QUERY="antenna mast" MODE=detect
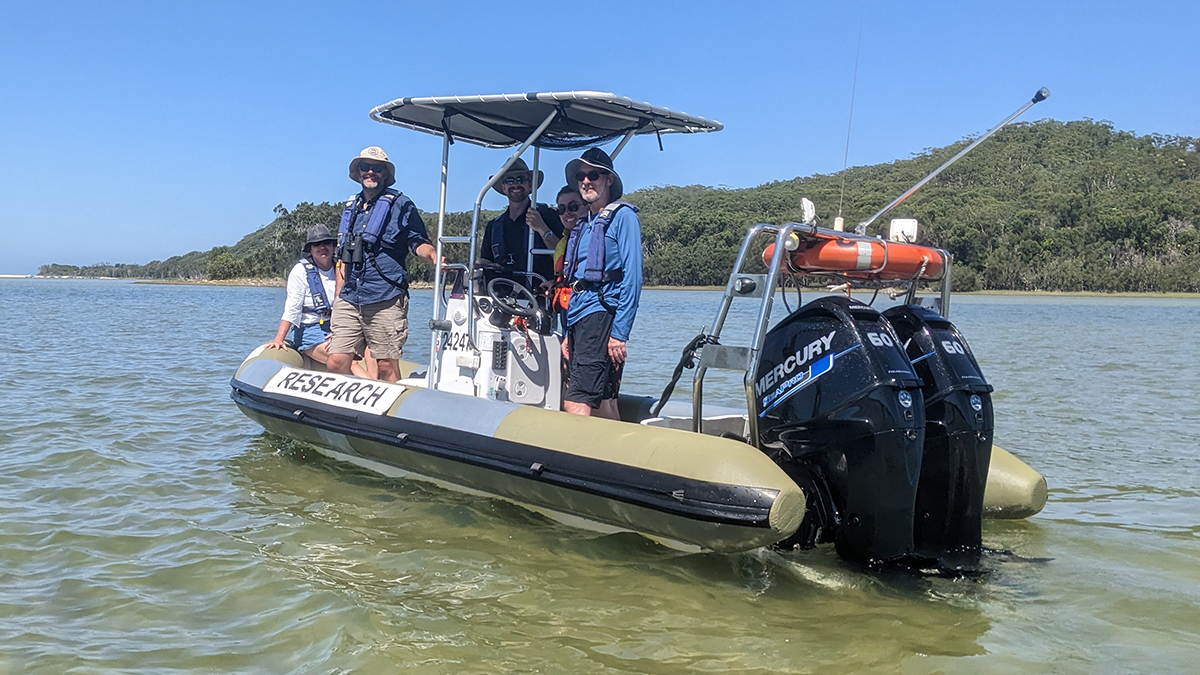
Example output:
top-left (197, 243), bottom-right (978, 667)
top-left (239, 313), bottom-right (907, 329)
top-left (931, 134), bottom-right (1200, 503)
top-left (855, 87), bottom-right (1052, 235)
top-left (836, 6), bottom-right (867, 232)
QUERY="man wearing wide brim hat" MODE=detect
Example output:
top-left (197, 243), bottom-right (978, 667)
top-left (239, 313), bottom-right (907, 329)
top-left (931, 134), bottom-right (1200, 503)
top-left (348, 146), bottom-right (396, 188)
top-left (326, 146), bottom-right (438, 383)
top-left (489, 157), bottom-right (543, 195)
top-left (565, 147), bottom-right (625, 201)
top-left (559, 147), bottom-right (642, 420)
top-left (479, 158), bottom-right (564, 286)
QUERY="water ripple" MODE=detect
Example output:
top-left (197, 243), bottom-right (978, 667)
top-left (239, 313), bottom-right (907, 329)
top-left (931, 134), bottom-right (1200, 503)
top-left (2, 281), bottom-right (1199, 673)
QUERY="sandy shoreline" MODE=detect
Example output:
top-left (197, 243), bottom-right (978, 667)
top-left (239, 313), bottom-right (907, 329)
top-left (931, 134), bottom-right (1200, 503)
top-left (133, 277), bottom-right (286, 287)
top-left (132, 277), bottom-right (436, 289)
top-left (22, 277), bottom-right (1200, 298)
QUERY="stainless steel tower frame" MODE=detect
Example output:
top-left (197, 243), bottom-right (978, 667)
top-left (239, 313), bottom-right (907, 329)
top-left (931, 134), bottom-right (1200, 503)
top-left (367, 91), bottom-right (722, 387)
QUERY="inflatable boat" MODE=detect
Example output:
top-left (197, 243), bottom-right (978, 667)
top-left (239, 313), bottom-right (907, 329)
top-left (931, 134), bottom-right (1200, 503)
top-left (232, 90), bottom-right (1050, 569)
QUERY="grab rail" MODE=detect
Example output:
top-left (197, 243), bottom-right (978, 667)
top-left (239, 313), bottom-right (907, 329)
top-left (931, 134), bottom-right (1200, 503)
top-left (692, 222), bottom-right (815, 445)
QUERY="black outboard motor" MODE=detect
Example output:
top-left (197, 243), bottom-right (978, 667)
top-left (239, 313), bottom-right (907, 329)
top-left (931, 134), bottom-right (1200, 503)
top-left (756, 297), bottom-right (925, 566)
top-left (882, 305), bottom-right (994, 568)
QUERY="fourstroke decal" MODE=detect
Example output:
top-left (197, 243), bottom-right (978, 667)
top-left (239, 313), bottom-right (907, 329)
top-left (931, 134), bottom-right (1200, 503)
top-left (754, 330), bottom-right (837, 399)
top-left (758, 345), bottom-right (860, 417)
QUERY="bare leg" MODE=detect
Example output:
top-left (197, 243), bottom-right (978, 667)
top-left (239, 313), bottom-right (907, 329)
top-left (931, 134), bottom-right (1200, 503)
top-left (564, 400), bottom-right (593, 416)
top-left (596, 399), bottom-right (621, 421)
top-left (305, 342), bottom-right (331, 366)
top-left (376, 358), bottom-right (401, 383)
top-left (326, 352), bottom-right (353, 374)
top-left (360, 347), bottom-right (379, 379)
top-left (306, 343), bottom-right (375, 378)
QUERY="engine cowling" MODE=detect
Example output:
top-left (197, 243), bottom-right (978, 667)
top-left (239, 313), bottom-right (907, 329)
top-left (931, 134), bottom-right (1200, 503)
top-left (755, 296), bottom-right (925, 565)
top-left (883, 305), bottom-right (994, 568)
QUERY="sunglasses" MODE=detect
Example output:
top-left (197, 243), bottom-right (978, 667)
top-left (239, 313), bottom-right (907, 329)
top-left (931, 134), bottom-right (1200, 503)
top-left (359, 162), bottom-right (386, 174)
top-left (310, 240), bottom-right (335, 248)
top-left (556, 201), bottom-right (581, 215)
top-left (502, 175), bottom-right (529, 185)
top-left (575, 170), bottom-right (609, 183)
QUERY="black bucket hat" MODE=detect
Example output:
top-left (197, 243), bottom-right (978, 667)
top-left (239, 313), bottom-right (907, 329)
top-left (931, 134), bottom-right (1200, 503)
top-left (303, 224), bottom-right (336, 252)
top-left (566, 147), bottom-right (623, 200)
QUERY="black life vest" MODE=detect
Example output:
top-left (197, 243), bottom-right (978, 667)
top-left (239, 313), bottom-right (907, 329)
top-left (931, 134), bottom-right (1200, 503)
top-left (487, 202), bottom-right (557, 268)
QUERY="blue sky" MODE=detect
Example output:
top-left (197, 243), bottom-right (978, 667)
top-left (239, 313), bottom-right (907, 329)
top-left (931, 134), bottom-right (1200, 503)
top-left (1, 1), bottom-right (1197, 275)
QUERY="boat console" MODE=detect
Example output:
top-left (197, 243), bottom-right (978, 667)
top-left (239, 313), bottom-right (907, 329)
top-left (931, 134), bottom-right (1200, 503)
top-left (429, 270), bottom-right (562, 410)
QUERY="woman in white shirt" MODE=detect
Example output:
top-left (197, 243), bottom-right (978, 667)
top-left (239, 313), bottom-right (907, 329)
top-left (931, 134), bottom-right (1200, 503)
top-left (266, 224), bottom-right (373, 377)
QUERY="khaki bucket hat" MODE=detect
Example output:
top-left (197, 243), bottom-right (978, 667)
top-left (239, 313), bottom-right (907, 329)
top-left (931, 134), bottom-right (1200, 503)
top-left (348, 146), bottom-right (396, 188)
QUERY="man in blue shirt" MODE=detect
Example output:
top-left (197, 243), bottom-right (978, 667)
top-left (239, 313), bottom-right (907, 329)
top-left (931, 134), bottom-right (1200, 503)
top-left (479, 158), bottom-right (563, 288)
top-left (327, 146), bottom-right (438, 383)
top-left (560, 148), bottom-right (643, 419)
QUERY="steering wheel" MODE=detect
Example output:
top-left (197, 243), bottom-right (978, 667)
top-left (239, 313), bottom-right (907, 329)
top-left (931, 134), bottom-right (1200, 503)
top-left (486, 277), bottom-right (539, 318)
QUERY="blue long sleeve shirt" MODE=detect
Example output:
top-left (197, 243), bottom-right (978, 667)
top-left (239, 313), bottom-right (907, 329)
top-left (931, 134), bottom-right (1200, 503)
top-left (565, 205), bottom-right (643, 342)
top-left (339, 191), bottom-right (431, 306)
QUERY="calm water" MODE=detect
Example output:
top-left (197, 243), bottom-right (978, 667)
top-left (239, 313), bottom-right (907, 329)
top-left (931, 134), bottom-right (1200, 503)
top-left (3, 279), bottom-right (1198, 674)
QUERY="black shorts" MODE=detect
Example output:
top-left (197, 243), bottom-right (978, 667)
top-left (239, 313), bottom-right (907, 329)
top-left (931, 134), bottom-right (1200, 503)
top-left (565, 310), bottom-right (623, 408)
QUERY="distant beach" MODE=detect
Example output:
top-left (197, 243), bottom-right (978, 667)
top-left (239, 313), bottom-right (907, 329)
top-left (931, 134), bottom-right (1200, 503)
top-left (15, 275), bottom-right (1198, 298)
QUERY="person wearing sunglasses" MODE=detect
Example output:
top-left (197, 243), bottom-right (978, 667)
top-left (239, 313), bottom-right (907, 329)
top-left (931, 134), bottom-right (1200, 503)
top-left (265, 224), bottom-right (375, 378)
top-left (540, 185), bottom-right (586, 326)
top-left (326, 146), bottom-right (438, 383)
top-left (559, 148), bottom-right (643, 420)
top-left (479, 158), bottom-right (564, 288)
top-left (551, 186), bottom-right (585, 271)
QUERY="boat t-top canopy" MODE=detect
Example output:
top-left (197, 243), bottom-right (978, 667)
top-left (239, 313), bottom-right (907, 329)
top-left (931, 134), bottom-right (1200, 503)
top-left (369, 91), bottom-right (723, 149)
top-left (369, 92), bottom-right (721, 387)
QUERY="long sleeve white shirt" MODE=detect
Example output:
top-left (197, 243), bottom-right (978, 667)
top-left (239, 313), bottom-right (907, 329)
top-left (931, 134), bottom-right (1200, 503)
top-left (281, 261), bottom-right (336, 327)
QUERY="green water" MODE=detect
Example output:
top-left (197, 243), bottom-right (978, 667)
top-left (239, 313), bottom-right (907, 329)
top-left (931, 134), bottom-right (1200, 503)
top-left (3, 279), bottom-right (1198, 673)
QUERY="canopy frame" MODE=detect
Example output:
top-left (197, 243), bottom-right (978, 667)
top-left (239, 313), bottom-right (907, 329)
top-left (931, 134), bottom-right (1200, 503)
top-left (368, 92), bottom-right (722, 393)
top-left (370, 91), bottom-right (722, 149)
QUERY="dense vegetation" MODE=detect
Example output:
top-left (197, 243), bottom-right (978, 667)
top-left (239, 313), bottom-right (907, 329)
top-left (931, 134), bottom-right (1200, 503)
top-left (42, 120), bottom-right (1200, 292)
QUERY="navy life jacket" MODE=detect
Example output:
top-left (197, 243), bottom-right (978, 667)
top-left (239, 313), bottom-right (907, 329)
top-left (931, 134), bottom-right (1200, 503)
top-left (300, 258), bottom-right (331, 325)
top-left (336, 188), bottom-right (414, 291)
top-left (488, 202), bottom-right (555, 268)
top-left (336, 188), bottom-right (405, 254)
top-left (563, 201), bottom-right (638, 283)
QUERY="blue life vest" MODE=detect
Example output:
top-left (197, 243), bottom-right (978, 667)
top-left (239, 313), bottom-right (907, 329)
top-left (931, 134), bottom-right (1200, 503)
top-left (337, 188), bottom-right (404, 253)
top-left (337, 188), bottom-right (414, 292)
top-left (300, 258), bottom-right (331, 325)
top-left (564, 201), bottom-right (638, 283)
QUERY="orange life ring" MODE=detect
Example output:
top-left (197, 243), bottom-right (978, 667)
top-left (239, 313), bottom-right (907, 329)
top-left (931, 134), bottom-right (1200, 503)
top-left (763, 234), bottom-right (947, 282)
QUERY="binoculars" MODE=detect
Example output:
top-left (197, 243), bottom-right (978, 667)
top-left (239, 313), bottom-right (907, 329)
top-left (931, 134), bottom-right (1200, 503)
top-left (340, 234), bottom-right (365, 264)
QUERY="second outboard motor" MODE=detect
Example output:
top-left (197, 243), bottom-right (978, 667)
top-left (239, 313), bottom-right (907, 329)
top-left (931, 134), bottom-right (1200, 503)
top-left (755, 297), bottom-right (925, 566)
top-left (883, 305), bottom-right (994, 568)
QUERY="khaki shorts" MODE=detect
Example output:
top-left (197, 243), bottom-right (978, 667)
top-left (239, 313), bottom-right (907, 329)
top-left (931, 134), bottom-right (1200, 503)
top-left (329, 295), bottom-right (409, 361)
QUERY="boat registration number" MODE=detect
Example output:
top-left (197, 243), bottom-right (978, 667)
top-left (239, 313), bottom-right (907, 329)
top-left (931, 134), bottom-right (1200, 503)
top-left (263, 366), bottom-right (405, 415)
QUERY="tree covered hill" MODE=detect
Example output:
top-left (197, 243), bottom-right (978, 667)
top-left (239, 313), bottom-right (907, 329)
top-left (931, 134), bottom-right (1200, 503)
top-left (41, 119), bottom-right (1200, 292)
